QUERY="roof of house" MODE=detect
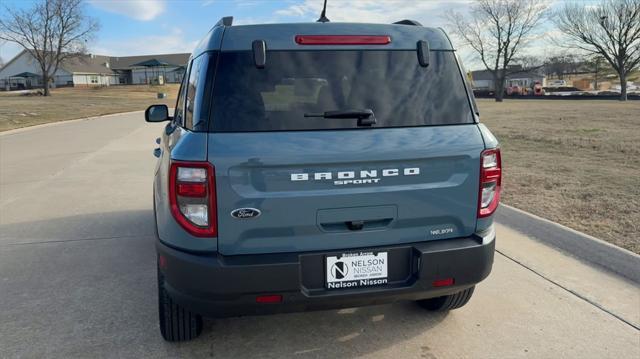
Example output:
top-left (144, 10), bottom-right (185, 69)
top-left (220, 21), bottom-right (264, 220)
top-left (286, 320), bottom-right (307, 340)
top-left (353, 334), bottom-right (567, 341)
top-left (11, 71), bottom-right (40, 78)
top-left (60, 54), bottom-right (114, 74)
top-left (130, 58), bottom-right (178, 67)
top-left (108, 53), bottom-right (190, 69)
top-left (507, 70), bottom-right (545, 79)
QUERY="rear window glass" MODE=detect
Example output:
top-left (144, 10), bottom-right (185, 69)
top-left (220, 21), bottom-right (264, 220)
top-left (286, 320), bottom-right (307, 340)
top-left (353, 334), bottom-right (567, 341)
top-left (210, 50), bottom-right (473, 132)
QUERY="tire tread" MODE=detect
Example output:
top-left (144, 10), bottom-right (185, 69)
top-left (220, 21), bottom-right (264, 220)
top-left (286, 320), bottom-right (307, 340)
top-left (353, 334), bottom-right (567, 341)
top-left (417, 286), bottom-right (475, 311)
top-left (158, 269), bottom-right (203, 342)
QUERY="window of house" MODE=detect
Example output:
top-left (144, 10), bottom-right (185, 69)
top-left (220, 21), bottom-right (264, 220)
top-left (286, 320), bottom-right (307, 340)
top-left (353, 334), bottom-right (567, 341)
top-left (90, 75), bottom-right (98, 84)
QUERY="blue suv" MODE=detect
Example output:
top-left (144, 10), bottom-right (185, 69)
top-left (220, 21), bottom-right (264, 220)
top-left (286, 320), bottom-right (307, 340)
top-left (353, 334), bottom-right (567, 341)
top-left (145, 17), bottom-right (500, 342)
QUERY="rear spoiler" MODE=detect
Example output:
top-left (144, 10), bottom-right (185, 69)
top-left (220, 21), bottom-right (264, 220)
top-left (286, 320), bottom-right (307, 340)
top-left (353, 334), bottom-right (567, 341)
top-left (215, 16), bottom-right (233, 27)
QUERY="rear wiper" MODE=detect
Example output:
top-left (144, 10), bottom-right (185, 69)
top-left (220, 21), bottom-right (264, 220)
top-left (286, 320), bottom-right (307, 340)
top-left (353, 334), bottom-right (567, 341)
top-left (304, 109), bottom-right (376, 127)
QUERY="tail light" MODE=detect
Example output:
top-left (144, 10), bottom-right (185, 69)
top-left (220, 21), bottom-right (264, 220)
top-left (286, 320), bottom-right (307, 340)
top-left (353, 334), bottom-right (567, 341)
top-left (295, 35), bottom-right (391, 45)
top-left (169, 161), bottom-right (217, 236)
top-left (478, 148), bottom-right (501, 218)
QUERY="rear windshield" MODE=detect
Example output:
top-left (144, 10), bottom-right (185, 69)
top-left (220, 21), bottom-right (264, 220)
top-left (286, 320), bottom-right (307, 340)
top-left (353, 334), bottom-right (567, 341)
top-left (210, 50), bottom-right (473, 132)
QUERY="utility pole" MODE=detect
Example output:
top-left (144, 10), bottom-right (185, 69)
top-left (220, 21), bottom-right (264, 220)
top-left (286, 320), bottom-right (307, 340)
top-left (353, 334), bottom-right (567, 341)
top-left (0, 39), bottom-right (6, 67)
top-left (594, 56), bottom-right (600, 90)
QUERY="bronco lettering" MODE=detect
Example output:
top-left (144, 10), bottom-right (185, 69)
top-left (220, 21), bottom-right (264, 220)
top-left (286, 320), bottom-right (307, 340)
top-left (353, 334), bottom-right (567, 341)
top-left (291, 168), bottom-right (420, 185)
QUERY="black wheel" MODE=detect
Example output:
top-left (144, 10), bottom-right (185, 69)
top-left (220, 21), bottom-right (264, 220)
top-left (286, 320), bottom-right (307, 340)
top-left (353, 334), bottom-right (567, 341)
top-left (158, 268), bottom-right (203, 342)
top-left (417, 286), bottom-right (475, 311)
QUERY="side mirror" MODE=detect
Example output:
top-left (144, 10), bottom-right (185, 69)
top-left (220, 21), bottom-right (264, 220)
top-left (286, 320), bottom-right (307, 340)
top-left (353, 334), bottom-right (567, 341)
top-left (145, 104), bottom-right (171, 122)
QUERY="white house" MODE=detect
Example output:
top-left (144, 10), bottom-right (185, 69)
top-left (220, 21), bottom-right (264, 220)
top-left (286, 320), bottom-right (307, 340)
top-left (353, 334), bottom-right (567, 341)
top-left (470, 67), bottom-right (546, 92)
top-left (0, 50), bottom-right (189, 90)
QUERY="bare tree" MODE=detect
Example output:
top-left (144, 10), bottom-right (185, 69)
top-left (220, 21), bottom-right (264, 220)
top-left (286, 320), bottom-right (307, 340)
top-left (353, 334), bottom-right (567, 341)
top-left (554, 0), bottom-right (640, 100)
top-left (0, 0), bottom-right (98, 95)
top-left (543, 53), bottom-right (582, 79)
top-left (513, 55), bottom-right (544, 71)
top-left (584, 55), bottom-right (617, 89)
top-left (446, 0), bottom-right (548, 101)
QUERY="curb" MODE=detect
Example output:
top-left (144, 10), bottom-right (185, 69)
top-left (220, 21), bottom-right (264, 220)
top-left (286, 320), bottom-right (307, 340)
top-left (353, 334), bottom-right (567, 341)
top-left (0, 110), bottom-right (144, 137)
top-left (496, 204), bottom-right (640, 283)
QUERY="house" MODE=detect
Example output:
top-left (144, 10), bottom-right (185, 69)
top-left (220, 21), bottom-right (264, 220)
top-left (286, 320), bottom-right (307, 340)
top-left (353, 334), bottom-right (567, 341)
top-left (470, 69), bottom-right (495, 92)
top-left (504, 70), bottom-right (546, 89)
top-left (108, 53), bottom-right (190, 85)
top-left (470, 67), bottom-right (546, 92)
top-left (0, 50), bottom-right (189, 90)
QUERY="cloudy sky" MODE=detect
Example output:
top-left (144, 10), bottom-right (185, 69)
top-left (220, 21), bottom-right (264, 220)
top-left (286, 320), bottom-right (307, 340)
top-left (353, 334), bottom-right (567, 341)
top-left (0, 0), bottom-right (587, 70)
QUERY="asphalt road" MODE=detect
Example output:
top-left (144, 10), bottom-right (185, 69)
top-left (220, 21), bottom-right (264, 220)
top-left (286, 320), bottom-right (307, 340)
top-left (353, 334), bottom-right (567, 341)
top-left (1, 113), bottom-right (639, 358)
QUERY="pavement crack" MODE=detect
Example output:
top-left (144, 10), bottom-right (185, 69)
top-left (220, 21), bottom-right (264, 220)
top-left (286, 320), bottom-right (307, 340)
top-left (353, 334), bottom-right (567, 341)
top-left (2, 234), bottom-right (155, 247)
top-left (496, 249), bottom-right (640, 331)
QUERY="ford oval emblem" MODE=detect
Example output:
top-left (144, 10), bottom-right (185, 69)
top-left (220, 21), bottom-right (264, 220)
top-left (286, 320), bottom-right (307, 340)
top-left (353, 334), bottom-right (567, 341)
top-left (231, 208), bottom-right (261, 219)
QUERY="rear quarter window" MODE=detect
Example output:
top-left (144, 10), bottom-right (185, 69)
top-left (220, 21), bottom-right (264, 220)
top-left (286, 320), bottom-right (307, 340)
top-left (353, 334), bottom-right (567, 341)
top-left (184, 53), bottom-right (216, 131)
top-left (210, 50), bottom-right (474, 132)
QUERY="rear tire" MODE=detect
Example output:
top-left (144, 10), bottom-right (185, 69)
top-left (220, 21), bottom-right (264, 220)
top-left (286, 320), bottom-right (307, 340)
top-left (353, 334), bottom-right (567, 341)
top-left (417, 286), bottom-right (475, 311)
top-left (158, 268), bottom-right (203, 342)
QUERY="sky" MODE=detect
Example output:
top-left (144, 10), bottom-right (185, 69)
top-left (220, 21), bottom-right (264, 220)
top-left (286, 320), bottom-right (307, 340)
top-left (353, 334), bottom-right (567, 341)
top-left (0, 0), bottom-right (591, 71)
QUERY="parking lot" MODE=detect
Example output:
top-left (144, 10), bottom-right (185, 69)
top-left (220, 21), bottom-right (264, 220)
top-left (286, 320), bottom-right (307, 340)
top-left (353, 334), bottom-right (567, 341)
top-left (1, 113), bottom-right (638, 358)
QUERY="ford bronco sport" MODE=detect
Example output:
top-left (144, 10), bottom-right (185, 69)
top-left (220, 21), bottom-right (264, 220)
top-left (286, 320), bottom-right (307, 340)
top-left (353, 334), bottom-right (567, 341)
top-left (145, 16), bottom-right (500, 342)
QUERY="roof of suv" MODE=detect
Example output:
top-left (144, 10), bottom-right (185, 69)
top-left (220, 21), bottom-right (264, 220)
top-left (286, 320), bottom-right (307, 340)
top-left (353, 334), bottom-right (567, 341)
top-left (192, 19), bottom-right (454, 57)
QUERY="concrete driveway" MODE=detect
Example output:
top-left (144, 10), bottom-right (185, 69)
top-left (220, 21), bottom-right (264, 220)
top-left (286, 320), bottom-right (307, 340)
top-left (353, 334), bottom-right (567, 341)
top-left (1, 113), bottom-right (638, 358)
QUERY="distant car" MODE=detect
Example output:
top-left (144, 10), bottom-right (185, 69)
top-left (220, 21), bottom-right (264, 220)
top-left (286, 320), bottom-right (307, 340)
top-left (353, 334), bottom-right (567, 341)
top-left (145, 16), bottom-right (500, 342)
top-left (548, 79), bottom-right (567, 87)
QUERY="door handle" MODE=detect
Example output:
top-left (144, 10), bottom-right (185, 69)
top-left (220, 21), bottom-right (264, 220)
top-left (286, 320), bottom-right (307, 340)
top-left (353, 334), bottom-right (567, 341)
top-left (319, 218), bottom-right (393, 232)
top-left (346, 220), bottom-right (365, 231)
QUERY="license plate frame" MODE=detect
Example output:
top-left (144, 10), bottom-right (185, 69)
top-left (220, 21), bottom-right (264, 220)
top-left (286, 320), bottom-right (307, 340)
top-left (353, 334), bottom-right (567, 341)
top-left (325, 251), bottom-right (388, 290)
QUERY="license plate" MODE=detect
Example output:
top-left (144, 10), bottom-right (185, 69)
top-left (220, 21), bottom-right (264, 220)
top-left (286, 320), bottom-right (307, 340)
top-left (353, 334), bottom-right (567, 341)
top-left (326, 251), bottom-right (388, 289)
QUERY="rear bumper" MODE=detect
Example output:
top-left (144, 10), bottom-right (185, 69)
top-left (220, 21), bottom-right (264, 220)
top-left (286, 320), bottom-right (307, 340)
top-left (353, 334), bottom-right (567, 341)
top-left (157, 227), bottom-right (495, 318)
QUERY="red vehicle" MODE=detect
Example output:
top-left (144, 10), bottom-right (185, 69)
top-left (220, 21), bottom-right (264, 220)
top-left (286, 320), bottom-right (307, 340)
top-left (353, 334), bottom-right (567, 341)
top-left (533, 81), bottom-right (544, 96)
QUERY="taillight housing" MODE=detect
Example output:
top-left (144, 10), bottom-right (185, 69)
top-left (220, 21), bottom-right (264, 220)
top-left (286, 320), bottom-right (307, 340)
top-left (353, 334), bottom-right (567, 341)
top-left (478, 148), bottom-right (501, 218)
top-left (169, 161), bottom-right (217, 237)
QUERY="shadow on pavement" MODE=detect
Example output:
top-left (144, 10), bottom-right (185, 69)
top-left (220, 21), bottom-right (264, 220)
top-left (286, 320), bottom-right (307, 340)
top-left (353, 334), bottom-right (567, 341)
top-left (0, 210), bottom-right (450, 358)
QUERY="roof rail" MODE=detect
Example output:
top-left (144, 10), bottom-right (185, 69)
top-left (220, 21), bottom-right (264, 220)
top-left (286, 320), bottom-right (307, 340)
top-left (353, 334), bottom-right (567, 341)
top-left (215, 16), bottom-right (233, 27)
top-left (393, 19), bottom-right (422, 26)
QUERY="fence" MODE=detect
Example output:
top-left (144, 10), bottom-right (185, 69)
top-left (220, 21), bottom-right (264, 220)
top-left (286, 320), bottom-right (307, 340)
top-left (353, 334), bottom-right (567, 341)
top-left (0, 74), bottom-right (119, 91)
top-left (0, 72), bottom-right (180, 91)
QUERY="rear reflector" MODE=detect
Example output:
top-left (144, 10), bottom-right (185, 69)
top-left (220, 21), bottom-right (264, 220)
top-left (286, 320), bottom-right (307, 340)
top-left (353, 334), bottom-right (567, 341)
top-left (256, 295), bottom-right (282, 303)
top-left (295, 35), bottom-right (391, 45)
top-left (432, 278), bottom-right (455, 287)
